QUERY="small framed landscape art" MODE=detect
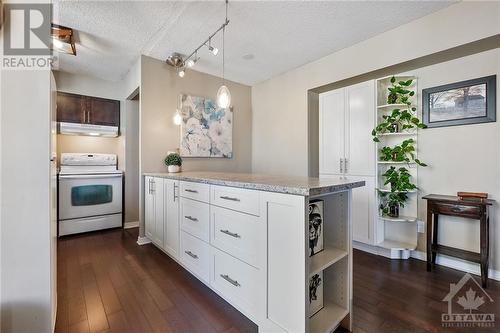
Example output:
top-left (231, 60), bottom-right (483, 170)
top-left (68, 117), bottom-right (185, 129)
top-left (308, 200), bottom-right (324, 257)
top-left (309, 272), bottom-right (324, 317)
top-left (422, 75), bottom-right (496, 128)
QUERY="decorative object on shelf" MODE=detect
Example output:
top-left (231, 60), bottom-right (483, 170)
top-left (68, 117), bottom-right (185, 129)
top-left (164, 152), bottom-right (182, 173)
top-left (387, 76), bottom-right (415, 104)
top-left (372, 108), bottom-right (426, 142)
top-left (379, 139), bottom-right (427, 166)
top-left (379, 192), bottom-right (407, 218)
top-left (378, 167), bottom-right (416, 218)
top-left (309, 200), bottom-right (324, 256)
top-left (309, 272), bottom-right (324, 317)
top-left (457, 191), bottom-right (488, 202)
top-left (51, 23), bottom-right (76, 55)
top-left (422, 75), bottom-right (496, 128)
top-left (179, 94), bottom-right (233, 158)
top-left (165, 1), bottom-right (231, 108)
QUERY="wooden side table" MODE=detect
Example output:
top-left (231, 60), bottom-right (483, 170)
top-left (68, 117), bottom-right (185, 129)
top-left (423, 194), bottom-right (493, 287)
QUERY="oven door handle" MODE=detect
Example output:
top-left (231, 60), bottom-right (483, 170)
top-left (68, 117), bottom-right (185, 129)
top-left (59, 174), bottom-right (122, 179)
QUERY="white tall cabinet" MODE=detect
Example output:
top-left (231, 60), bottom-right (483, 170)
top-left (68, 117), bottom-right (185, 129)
top-left (319, 81), bottom-right (377, 245)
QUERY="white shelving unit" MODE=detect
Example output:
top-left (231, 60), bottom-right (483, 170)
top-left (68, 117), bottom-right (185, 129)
top-left (375, 75), bottom-right (420, 259)
top-left (307, 191), bottom-right (351, 332)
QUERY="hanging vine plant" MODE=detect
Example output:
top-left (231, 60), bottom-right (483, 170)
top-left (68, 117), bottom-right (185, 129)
top-left (379, 139), bottom-right (427, 166)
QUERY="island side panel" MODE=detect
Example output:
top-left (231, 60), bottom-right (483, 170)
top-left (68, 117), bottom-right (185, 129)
top-left (264, 191), bottom-right (308, 332)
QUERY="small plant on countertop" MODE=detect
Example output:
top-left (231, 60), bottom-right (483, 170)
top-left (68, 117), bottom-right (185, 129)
top-left (379, 139), bottom-right (427, 166)
top-left (164, 153), bottom-right (182, 166)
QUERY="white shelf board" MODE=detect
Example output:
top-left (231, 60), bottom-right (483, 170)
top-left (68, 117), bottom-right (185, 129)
top-left (379, 215), bottom-right (417, 223)
top-left (378, 239), bottom-right (417, 251)
top-left (376, 188), bottom-right (417, 194)
top-left (310, 302), bottom-right (349, 333)
top-left (377, 161), bottom-right (416, 165)
top-left (378, 132), bottom-right (417, 137)
top-left (376, 75), bottom-right (416, 82)
top-left (309, 248), bottom-right (348, 277)
top-left (377, 103), bottom-right (408, 109)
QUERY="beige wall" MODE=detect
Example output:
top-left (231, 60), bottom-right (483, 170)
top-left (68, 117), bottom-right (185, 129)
top-left (124, 100), bottom-right (140, 223)
top-left (252, 1), bottom-right (500, 176)
top-left (140, 55), bottom-right (252, 173)
top-left (53, 71), bottom-right (126, 169)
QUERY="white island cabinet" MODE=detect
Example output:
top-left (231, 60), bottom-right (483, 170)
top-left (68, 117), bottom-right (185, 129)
top-left (143, 172), bottom-right (364, 333)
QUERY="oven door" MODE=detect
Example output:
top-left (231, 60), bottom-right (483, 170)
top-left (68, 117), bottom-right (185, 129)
top-left (58, 173), bottom-right (122, 220)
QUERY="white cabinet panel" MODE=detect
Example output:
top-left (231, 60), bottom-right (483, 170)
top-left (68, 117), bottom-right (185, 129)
top-left (180, 181), bottom-right (210, 203)
top-left (145, 176), bottom-right (155, 240)
top-left (346, 81), bottom-right (375, 176)
top-left (152, 177), bottom-right (164, 246)
top-left (211, 185), bottom-right (260, 216)
top-left (163, 179), bottom-right (180, 259)
top-left (180, 198), bottom-right (210, 242)
top-left (319, 89), bottom-right (345, 175)
top-left (180, 231), bottom-right (210, 283)
top-left (349, 176), bottom-right (375, 244)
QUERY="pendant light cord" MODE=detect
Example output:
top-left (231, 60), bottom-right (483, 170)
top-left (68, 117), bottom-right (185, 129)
top-left (222, 0), bottom-right (228, 84)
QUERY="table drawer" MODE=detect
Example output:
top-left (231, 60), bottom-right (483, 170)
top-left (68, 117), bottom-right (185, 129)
top-left (180, 181), bottom-right (210, 203)
top-left (211, 185), bottom-right (260, 216)
top-left (180, 198), bottom-right (209, 242)
top-left (434, 203), bottom-right (481, 217)
top-left (180, 231), bottom-right (210, 283)
top-left (210, 206), bottom-right (263, 268)
top-left (210, 247), bottom-right (260, 316)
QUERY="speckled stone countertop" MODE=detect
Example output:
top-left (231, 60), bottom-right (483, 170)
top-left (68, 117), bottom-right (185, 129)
top-left (143, 171), bottom-right (365, 196)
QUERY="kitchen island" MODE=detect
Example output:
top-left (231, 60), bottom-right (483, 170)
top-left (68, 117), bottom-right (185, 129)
top-left (142, 172), bottom-right (364, 333)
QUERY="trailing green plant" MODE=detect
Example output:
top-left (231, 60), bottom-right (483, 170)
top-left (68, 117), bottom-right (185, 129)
top-left (387, 76), bottom-right (415, 105)
top-left (379, 139), bottom-right (427, 166)
top-left (378, 192), bottom-right (408, 216)
top-left (164, 153), bottom-right (182, 166)
top-left (372, 108), bottom-right (427, 142)
top-left (381, 167), bottom-right (417, 193)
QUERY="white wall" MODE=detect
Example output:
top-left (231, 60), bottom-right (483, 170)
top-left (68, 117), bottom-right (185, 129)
top-left (252, 1), bottom-right (500, 176)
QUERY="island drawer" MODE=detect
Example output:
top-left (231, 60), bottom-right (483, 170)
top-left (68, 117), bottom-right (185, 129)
top-left (180, 231), bottom-right (210, 283)
top-left (180, 181), bottom-right (210, 203)
top-left (210, 205), bottom-right (263, 268)
top-left (210, 247), bottom-right (260, 317)
top-left (211, 185), bottom-right (260, 216)
top-left (180, 198), bottom-right (210, 242)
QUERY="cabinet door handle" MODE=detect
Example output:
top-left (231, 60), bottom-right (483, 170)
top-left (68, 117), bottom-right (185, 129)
top-left (185, 189), bottom-right (198, 193)
top-left (344, 158), bottom-right (348, 174)
top-left (220, 229), bottom-right (241, 238)
top-left (87, 110), bottom-right (91, 123)
top-left (148, 179), bottom-right (152, 194)
top-left (220, 274), bottom-right (241, 287)
top-left (151, 180), bottom-right (155, 194)
top-left (339, 158), bottom-right (343, 173)
top-left (220, 196), bottom-right (240, 202)
top-left (173, 184), bottom-right (177, 202)
top-left (184, 215), bottom-right (198, 222)
top-left (184, 250), bottom-right (198, 259)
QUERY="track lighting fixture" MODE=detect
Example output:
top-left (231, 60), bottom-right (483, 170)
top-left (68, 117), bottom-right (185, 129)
top-left (178, 68), bottom-right (185, 78)
top-left (186, 58), bottom-right (195, 68)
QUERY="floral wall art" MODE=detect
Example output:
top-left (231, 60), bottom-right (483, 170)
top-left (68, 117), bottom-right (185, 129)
top-left (179, 94), bottom-right (233, 158)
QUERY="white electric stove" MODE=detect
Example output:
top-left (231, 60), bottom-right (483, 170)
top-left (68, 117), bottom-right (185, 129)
top-left (58, 153), bottom-right (123, 236)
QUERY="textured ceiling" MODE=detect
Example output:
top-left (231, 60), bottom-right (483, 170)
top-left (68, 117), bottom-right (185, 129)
top-left (53, 1), bottom-right (454, 85)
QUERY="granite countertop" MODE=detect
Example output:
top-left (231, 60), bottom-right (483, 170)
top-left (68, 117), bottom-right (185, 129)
top-left (143, 171), bottom-right (365, 196)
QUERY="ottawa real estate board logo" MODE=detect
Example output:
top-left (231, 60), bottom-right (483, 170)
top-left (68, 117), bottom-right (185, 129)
top-left (1, 2), bottom-right (57, 69)
top-left (442, 273), bottom-right (495, 328)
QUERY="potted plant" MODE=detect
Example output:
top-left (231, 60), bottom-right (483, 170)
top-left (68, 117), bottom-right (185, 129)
top-left (372, 108), bottom-right (427, 142)
top-left (387, 76), bottom-right (415, 105)
top-left (378, 167), bottom-right (417, 218)
top-left (379, 139), bottom-right (427, 166)
top-left (379, 192), bottom-right (408, 218)
top-left (164, 152), bottom-right (182, 173)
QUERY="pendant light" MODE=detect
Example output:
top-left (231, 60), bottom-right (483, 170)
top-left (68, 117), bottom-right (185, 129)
top-left (216, 0), bottom-right (231, 109)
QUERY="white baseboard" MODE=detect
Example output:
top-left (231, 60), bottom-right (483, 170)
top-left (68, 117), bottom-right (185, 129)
top-left (353, 241), bottom-right (410, 259)
top-left (136, 236), bottom-right (151, 245)
top-left (410, 250), bottom-right (500, 282)
top-left (124, 221), bottom-right (139, 229)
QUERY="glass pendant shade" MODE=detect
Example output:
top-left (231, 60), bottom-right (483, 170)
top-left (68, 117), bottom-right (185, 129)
top-left (217, 85), bottom-right (231, 109)
top-left (173, 110), bottom-right (182, 126)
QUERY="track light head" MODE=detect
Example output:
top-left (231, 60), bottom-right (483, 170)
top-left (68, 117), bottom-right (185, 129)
top-left (186, 58), bottom-right (195, 68)
top-left (178, 68), bottom-right (185, 78)
top-left (209, 45), bottom-right (219, 55)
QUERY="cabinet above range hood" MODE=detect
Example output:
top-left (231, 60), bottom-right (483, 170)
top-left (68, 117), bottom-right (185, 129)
top-left (58, 122), bottom-right (119, 137)
top-left (56, 91), bottom-right (120, 137)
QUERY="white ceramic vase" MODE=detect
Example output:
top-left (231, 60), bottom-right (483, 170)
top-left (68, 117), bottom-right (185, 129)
top-left (167, 165), bottom-right (181, 173)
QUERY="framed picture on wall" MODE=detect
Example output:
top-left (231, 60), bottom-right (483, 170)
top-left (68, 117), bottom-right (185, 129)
top-left (422, 75), bottom-right (496, 128)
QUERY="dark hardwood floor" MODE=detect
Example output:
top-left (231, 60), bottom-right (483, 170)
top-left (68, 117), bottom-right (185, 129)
top-left (55, 228), bottom-right (500, 333)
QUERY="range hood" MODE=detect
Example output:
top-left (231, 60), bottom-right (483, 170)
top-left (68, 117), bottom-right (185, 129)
top-left (58, 122), bottom-right (119, 137)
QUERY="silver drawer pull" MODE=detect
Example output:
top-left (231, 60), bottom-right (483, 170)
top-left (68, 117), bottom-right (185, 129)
top-left (185, 250), bottom-right (198, 259)
top-left (220, 229), bottom-right (241, 238)
top-left (220, 196), bottom-right (240, 202)
top-left (220, 274), bottom-right (241, 287)
top-left (184, 215), bottom-right (198, 222)
top-left (185, 189), bottom-right (198, 193)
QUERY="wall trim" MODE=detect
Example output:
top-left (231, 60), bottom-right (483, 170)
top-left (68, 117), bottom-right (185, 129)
top-left (137, 236), bottom-right (151, 245)
top-left (124, 221), bottom-right (139, 229)
top-left (411, 250), bottom-right (500, 282)
top-left (353, 241), bottom-right (411, 260)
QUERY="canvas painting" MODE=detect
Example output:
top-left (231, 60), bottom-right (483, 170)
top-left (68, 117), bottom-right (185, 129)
top-left (309, 200), bottom-right (324, 256)
top-left (179, 94), bottom-right (233, 158)
top-left (309, 272), bottom-right (324, 317)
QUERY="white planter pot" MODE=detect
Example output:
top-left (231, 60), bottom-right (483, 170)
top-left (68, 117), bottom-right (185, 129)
top-left (167, 165), bottom-right (181, 173)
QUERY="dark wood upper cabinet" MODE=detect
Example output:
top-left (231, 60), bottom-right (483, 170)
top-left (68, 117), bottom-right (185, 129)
top-left (57, 92), bottom-right (120, 127)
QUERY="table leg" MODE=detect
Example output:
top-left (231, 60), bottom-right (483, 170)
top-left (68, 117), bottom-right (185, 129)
top-left (426, 210), bottom-right (433, 272)
top-left (432, 213), bottom-right (439, 264)
top-left (480, 213), bottom-right (489, 288)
